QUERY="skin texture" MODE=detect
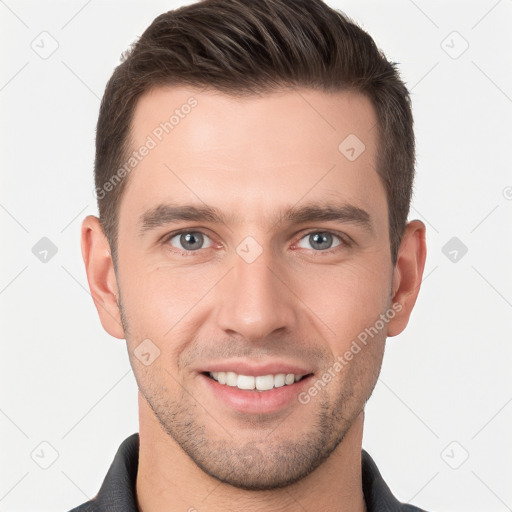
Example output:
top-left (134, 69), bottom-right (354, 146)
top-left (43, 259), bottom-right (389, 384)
top-left (81, 86), bottom-right (426, 512)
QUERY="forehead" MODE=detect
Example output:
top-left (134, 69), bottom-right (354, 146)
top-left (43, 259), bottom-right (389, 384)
top-left (120, 85), bottom-right (385, 229)
top-left (130, 85), bottom-right (378, 159)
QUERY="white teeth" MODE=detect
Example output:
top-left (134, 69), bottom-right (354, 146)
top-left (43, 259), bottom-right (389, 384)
top-left (255, 375), bottom-right (274, 391)
top-left (208, 371), bottom-right (307, 391)
top-left (237, 375), bottom-right (255, 390)
top-left (226, 371), bottom-right (238, 386)
top-left (274, 373), bottom-right (286, 388)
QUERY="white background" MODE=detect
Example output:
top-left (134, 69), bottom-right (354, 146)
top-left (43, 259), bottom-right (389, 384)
top-left (1, 1), bottom-right (511, 511)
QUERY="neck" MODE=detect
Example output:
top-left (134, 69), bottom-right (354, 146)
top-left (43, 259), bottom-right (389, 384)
top-left (136, 393), bottom-right (367, 512)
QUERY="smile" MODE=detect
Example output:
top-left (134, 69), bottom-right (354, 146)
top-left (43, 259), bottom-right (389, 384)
top-left (207, 371), bottom-right (308, 391)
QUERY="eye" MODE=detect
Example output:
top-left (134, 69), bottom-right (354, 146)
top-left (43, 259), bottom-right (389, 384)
top-left (166, 231), bottom-right (213, 252)
top-left (295, 231), bottom-right (346, 252)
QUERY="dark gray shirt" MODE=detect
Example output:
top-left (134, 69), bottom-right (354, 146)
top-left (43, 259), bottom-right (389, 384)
top-left (68, 433), bottom-right (428, 511)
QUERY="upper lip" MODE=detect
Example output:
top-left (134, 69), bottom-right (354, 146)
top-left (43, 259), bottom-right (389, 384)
top-left (200, 360), bottom-right (315, 377)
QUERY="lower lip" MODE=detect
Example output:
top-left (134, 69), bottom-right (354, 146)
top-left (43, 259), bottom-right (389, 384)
top-left (199, 373), bottom-right (314, 415)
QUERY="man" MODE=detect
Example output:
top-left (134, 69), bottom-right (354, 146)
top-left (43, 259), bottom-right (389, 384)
top-left (74, 0), bottom-right (427, 510)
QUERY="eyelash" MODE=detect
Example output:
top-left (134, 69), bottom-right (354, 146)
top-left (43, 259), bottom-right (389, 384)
top-left (161, 229), bottom-right (352, 256)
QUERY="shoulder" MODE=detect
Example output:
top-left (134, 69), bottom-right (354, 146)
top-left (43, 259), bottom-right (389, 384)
top-left (65, 433), bottom-right (140, 512)
top-left (400, 505), bottom-right (430, 512)
top-left (67, 502), bottom-right (98, 512)
top-left (361, 450), bottom-right (431, 512)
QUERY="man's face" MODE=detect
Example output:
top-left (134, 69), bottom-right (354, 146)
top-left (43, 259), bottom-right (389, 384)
top-left (115, 86), bottom-right (393, 489)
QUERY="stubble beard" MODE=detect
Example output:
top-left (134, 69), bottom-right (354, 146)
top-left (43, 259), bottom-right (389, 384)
top-left (140, 377), bottom-right (359, 491)
top-left (118, 294), bottom-right (383, 491)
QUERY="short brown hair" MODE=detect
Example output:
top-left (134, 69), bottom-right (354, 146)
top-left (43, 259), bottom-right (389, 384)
top-left (95, 0), bottom-right (415, 266)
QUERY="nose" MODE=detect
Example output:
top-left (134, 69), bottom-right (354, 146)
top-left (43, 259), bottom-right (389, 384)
top-left (215, 247), bottom-right (297, 342)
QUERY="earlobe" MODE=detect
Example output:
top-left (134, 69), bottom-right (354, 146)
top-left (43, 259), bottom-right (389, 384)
top-left (81, 215), bottom-right (125, 339)
top-left (387, 220), bottom-right (427, 337)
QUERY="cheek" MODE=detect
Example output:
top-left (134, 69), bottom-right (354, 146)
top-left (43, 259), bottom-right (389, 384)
top-left (294, 259), bottom-right (392, 347)
top-left (118, 259), bottom-right (219, 338)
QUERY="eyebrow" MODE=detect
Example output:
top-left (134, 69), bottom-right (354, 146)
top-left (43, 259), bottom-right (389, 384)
top-left (139, 201), bottom-right (373, 236)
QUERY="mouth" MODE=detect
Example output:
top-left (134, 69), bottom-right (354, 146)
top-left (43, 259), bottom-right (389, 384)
top-left (199, 367), bottom-right (315, 415)
top-left (197, 360), bottom-right (316, 414)
top-left (202, 371), bottom-right (312, 392)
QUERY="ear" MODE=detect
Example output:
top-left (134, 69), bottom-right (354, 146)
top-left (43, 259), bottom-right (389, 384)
top-left (387, 220), bottom-right (427, 337)
top-left (81, 215), bottom-right (125, 339)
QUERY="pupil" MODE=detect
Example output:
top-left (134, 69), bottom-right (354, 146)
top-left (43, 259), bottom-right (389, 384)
top-left (182, 232), bottom-right (202, 249)
top-left (311, 232), bottom-right (331, 250)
